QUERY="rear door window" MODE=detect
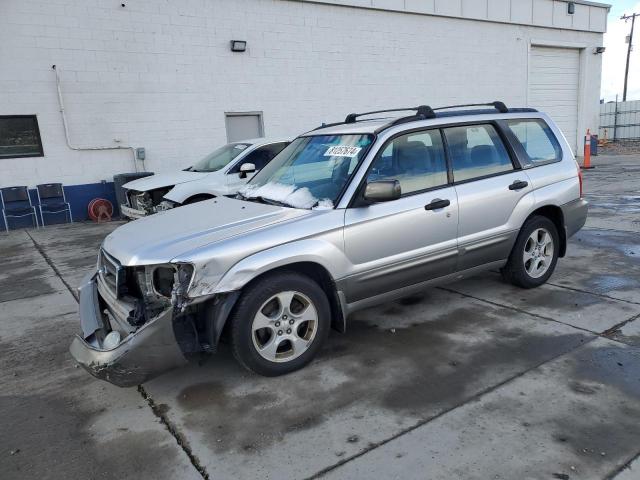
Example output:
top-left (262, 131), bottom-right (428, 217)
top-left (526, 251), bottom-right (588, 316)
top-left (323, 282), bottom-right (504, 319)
top-left (505, 119), bottom-right (562, 164)
top-left (443, 124), bottom-right (514, 182)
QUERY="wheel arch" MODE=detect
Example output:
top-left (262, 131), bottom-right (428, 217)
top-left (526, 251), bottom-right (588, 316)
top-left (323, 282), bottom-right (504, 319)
top-left (525, 204), bottom-right (566, 257)
top-left (184, 193), bottom-right (216, 205)
top-left (208, 261), bottom-right (346, 350)
top-left (243, 262), bottom-right (346, 333)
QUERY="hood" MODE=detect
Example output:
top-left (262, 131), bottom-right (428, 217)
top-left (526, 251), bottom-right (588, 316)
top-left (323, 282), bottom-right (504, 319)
top-left (102, 197), bottom-right (310, 265)
top-left (123, 171), bottom-right (208, 192)
top-left (163, 170), bottom-right (228, 203)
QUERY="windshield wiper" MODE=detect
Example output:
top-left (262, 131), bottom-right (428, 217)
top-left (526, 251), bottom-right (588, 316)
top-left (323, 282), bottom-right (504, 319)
top-left (244, 195), bottom-right (292, 208)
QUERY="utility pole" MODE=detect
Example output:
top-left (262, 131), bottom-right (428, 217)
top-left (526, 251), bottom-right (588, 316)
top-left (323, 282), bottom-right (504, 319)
top-left (621, 12), bottom-right (638, 102)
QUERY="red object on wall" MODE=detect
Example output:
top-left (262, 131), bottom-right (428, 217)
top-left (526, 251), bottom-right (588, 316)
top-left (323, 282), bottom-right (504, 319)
top-left (88, 198), bottom-right (113, 223)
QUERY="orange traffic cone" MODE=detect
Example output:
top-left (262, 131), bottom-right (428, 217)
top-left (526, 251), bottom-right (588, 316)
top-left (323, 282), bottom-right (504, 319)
top-left (582, 129), bottom-right (594, 169)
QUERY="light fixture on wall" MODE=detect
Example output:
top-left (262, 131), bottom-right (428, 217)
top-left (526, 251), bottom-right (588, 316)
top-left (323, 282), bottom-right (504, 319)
top-left (567, 2), bottom-right (575, 14)
top-left (593, 46), bottom-right (606, 54)
top-left (230, 40), bottom-right (247, 52)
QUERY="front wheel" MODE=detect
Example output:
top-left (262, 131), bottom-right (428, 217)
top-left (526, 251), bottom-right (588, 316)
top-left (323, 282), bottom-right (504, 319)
top-left (229, 271), bottom-right (331, 376)
top-left (501, 216), bottom-right (559, 289)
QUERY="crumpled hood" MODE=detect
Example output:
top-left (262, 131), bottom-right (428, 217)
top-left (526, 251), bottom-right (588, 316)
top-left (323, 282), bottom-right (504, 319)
top-left (103, 197), bottom-right (310, 265)
top-left (122, 171), bottom-right (208, 192)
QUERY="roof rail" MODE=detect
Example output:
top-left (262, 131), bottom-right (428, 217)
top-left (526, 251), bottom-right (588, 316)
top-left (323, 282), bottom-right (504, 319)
top-left (311, 101), bottom-right (527, 133)
top-left (433, 101), bottom-right (509, 113)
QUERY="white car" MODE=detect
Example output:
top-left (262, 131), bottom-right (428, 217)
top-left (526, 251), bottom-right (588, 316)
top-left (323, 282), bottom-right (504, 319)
top-left (120, 138), bottom-right (290, 219)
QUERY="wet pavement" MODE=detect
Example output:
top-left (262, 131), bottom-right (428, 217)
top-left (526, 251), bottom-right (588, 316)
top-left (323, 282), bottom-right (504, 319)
top-left (1, 154), bottom-right (639, 479)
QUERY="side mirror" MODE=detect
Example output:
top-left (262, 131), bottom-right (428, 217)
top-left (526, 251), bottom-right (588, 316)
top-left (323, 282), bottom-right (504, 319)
top-left (363, 180), bottom-right (401, 203)
top-left (239, 162), bottom-right (256, 178)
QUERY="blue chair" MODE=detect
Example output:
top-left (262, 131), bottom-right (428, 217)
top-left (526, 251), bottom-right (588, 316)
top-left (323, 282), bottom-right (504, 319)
top-left (0, 186), bottom-right (39, 232)
top-left (36, 183), bottom-right (73, 226)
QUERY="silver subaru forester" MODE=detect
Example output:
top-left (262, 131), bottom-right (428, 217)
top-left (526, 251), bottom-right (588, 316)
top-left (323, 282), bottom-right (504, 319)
top-left (70, 102), bottom-right (588, 386)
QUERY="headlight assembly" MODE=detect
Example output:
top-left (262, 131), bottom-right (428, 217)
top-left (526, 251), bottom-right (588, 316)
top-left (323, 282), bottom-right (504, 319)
top-left (154, 200), bottom-right (178, 213)
top-left (134, 263), bottom-right (194, 304)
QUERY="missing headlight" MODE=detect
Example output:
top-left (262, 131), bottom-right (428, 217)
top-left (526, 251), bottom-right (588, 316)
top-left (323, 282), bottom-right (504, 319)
top-left (154, 200), bottom-right (177, 213)
top-left (153, 267), bottom-right (175, 297)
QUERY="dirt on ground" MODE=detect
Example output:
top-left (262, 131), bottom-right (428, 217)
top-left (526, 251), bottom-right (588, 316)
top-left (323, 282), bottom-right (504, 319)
top-left (598, 140), bottom-right (640, 156)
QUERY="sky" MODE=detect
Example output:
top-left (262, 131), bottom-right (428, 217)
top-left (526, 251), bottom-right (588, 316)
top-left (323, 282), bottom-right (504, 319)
top-left (602, 0), bottom-right (640, 101)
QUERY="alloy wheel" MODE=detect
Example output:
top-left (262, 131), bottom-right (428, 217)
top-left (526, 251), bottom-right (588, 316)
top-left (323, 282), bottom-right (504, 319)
top-left (251, 291), bottom-right (318, 363)
top-left (523, 228), bottom-right (554, 278)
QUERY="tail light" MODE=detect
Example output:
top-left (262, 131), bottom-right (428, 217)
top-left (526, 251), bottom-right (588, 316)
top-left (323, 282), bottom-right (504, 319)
top-left (577, 162), bottom-right (584, 197)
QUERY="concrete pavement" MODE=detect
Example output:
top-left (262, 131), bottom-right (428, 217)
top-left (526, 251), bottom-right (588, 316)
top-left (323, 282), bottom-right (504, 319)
top-left (1, 154), bottom-right (639, 479)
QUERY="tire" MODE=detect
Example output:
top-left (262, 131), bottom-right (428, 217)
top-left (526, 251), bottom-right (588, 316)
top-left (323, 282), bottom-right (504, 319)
top-left (229, 271), bottom-right (331, 376)
top-left (501, 215), bottom-right (560, 289)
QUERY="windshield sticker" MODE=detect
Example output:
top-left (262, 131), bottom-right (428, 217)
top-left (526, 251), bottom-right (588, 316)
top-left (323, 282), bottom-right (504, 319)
top-left (324, 145), bottom-right (362, 158)
top-left (234, 144), bottom-right (249, 150)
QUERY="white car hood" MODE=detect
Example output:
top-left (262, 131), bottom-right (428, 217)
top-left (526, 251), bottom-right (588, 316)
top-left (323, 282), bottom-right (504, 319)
top-left (163, 170), bottom-right (229, 203)
top-left (123, 170), bottom-right (208, 192)
top-left (103, 197), bottom-right (310, 265)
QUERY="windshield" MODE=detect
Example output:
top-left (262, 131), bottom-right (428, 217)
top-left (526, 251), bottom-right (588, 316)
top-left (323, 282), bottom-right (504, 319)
top-left (240, 134), bottom-right (374, 209)
top-left (189, 143), bottom-right (252, 172)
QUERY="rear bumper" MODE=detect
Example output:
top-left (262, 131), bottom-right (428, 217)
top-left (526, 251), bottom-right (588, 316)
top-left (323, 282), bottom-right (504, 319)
top-left (120, 204), bottom-right (148, 219)
top-left (561, 198), bottom-right (588, 239)
top-left (69, 273), bottom-right (188, 387)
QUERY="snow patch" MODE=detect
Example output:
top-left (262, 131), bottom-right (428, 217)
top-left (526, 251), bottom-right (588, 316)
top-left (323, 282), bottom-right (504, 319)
top-left (241, 182), bottom-right (333, 210)
top-left (313, 198), bottom-right (334, 210)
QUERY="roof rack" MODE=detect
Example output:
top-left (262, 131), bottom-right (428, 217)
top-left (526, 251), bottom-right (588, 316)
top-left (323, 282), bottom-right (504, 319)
top-left (312, 101), bottom-right (536, 133)
top-left (344, 105), bottom-right (435, 124)
top-left (310, 105), bottom-right (435, 132)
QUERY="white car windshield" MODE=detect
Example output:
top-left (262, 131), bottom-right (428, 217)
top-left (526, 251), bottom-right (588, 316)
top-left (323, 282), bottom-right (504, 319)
top-left (189, 143), bottom-right (252, 172)
top-left (239, 134), bottom-right (374, 209)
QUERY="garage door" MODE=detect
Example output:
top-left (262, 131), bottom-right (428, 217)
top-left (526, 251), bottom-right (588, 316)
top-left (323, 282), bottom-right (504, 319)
top-left (528, 46), bottom-right (580, 153)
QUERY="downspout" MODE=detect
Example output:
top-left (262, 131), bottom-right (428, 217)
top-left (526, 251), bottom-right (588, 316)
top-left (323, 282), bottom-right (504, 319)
top-left (52, 65), bottom-right (139, 172)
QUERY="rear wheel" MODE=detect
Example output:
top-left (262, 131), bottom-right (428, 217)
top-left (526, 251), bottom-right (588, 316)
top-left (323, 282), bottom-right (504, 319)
top-left (501, 216), bottom-right (559, 289)
top-left (229, 271), bottom-right (331, 376)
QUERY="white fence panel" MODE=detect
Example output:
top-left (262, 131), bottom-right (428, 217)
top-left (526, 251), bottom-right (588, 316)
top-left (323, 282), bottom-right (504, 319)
top-left (599, 100), bottom-right (640, 140)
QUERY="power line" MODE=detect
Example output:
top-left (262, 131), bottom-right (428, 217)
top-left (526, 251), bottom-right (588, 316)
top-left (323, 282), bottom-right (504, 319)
top-left (621, 12), bottom-right (638, 102)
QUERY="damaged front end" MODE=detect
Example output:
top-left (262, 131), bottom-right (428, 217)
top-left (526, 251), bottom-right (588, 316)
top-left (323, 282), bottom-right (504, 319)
top-left (70, 250), bottom-right (213, 387)
top-left (121, 187), bottom-right (174, 219)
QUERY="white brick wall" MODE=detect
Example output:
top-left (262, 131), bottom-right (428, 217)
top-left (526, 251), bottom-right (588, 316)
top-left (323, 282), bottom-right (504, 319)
top-left (0, 0), bottom-right (605, 187)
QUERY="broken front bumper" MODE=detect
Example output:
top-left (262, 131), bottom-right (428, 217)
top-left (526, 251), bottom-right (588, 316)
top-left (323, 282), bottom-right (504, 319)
top-left (69, 273), bottom-right (188, 387)
top-left (120, 204), bottom-right (148, 219)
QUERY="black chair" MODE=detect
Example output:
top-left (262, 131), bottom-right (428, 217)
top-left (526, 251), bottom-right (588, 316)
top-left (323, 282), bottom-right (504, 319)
top-left (36, 183), bottom-right (73, 226)
top-left (0, 186), bottom-right (39, 232)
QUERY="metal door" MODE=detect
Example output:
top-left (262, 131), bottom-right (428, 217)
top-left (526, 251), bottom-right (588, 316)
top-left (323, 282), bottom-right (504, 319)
top-left (225, 112), bottom-right (264, 142)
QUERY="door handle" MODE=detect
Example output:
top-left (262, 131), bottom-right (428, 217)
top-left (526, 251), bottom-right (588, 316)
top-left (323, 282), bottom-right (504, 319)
top-left (425, 198), bottom-right (450, 210)
top-left (509, 180), bottom-right (529, 191)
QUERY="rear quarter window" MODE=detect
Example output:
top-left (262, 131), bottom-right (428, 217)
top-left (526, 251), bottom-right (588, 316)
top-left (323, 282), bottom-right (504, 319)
top-left (505, 119), bottom-right (562, 165)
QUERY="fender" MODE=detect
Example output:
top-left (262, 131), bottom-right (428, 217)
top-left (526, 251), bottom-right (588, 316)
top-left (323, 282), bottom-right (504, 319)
top-left (503, 175), bottom-right (578, 239)
top-left (164, 176), bottom-right (228, 204)
top-left (187, 238), bottom-right (352, 341)
top-left (530, 176), bottom-right (580, 208)
top-left (197, 238), bottom-right (352, 295)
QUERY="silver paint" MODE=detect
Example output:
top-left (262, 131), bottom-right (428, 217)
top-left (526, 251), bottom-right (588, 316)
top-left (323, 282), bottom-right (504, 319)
top-left (75, 110), bottom-right (588, 384)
